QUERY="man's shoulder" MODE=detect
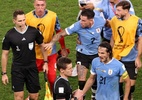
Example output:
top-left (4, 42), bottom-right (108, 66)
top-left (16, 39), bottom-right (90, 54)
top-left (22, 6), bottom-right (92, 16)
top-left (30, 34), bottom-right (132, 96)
top-left (27, 26), bottom-right (39, 33)
top-left (28, 25), bottom-right (37, 30)
top-left (94, 16), bottom-right (106, 25)
top-left (111, 16), bottom-right (117, 20)
top-left (131, 15), bottom-right (140, 19)
top-left (111, 58), bottom-right (124, 66)
top-left (54, 77), bottom-right (69, 87)
top-left (6, 28), bottom-right (15, 35)
top-left (47, 10), bottom-right (57, 15)
top-left (26, 11), bottom-right (33, 16)
top-left (92, 57), bottom-right (100, 63)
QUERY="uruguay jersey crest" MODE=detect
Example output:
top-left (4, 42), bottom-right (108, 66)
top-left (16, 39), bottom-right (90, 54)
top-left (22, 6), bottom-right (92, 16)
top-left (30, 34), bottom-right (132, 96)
top-left (96, 28), bottom-right (101, 33)
top-left (108, 69), bottom-right (113, 75)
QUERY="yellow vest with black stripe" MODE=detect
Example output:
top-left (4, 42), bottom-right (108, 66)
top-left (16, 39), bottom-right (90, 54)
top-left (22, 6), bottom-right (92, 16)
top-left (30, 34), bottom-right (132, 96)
top-left (26, 10), bottom-right (56, 59)
top-left (110, 15), bottom-right (139, 60)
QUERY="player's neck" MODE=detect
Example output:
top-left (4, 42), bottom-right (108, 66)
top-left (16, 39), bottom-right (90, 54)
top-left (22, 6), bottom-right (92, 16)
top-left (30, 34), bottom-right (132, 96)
top-left (16, 25), bottom-right (27, 33)
top-left (60, 73), bottom-right (68, 80)
top-left (89, 20), bottom-right (94, 28)
top-left (35, 11), bottom-right (45, 18)
top-left (123, 13), bottom-right (131, 20)
top-left (103, 57), bottom-right (111, 64)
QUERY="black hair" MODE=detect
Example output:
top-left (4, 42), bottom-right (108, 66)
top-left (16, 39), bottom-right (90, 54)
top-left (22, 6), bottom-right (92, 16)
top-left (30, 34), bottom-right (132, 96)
top-left (56, 57), bottom-right (72, 71)
top-left (99, 42), bottom-right (113, 59)
top-left (81, 9), bottom-right (95, 19)
top-left (116, 1), bottom-right (131, 11)
top-left (13, 10), bottom-right (25, 19)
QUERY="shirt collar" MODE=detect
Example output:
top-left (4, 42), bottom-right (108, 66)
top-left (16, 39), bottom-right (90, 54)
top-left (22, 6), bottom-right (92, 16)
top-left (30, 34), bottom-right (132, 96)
top-left (32, 9), bottom-right (48, 18)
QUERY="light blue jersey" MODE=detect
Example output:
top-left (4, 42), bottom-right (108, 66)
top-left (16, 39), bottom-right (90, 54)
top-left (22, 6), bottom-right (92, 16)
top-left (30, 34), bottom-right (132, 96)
top-left (97, 0), bottom-right (135, 40)
top-left (65, 16), bottom-right (105, 55)
top-left (91, 57), bottom-right (126, 100)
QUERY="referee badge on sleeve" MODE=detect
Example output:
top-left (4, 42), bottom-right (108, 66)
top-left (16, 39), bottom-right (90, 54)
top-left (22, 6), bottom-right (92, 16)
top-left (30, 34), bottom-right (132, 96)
top-left (59, 87), bottom-right (64, 93)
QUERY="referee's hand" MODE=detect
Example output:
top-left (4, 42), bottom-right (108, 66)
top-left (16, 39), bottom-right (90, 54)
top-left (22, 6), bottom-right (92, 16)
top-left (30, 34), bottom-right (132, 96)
top-left (2, 74), bottom-right (9, 85)
top-left (43, 63), bottom-right (48, 74)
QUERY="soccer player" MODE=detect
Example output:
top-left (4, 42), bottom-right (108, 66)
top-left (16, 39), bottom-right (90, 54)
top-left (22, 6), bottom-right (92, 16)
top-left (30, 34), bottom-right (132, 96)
top-left (75, 42), bottom-right (131, 100)
top-left (109, 1), bottom-right (142, 99)
top-left (45, 9), bottom-right (106, 100)
top-left (26, 0), bottom-right (69, 92)
top-left (77, 1), bottom-right (104, 99)
top-left (97, 0), bottom-right (135, 42)
top-left (53, 57), bottom-right (73, 100)
top-left (1, 10), bottom-right (47, 100)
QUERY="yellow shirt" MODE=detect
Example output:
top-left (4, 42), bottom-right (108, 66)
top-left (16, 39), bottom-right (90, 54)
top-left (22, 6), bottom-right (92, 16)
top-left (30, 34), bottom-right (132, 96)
top-left (110, 15), bottom-right (139, 60)
top-left (26, 10), bottom-right (56, 59)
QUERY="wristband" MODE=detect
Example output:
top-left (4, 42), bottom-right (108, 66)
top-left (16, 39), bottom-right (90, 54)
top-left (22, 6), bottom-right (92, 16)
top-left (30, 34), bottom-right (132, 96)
top-left (1, 72), bottom-right (7, 75)
top-left (44, 61), bottom-right (48, 63)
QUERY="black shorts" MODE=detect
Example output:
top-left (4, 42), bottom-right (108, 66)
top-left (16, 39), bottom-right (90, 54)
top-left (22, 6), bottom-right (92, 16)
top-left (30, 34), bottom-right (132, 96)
top-left (76, 52), bottom-right (98, 69)
top-left (121, 61), bottom-right (137, 80)
top-left (11, 62), bottom-right (41, 93)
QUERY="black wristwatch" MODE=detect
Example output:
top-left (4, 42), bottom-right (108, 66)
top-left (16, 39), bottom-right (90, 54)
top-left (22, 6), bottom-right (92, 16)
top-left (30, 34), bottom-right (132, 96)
top-left (1, 72), bottom-right (7, 75)
top-left (44, 61), bottom-right (48, 63)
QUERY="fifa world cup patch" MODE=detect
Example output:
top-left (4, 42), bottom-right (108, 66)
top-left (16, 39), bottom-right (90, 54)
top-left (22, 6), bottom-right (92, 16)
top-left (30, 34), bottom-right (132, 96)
top-left (58, 87), bottom-right (64, 93)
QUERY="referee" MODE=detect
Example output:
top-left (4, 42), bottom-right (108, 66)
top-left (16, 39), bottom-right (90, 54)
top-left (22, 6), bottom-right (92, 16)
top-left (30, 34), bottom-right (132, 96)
top-left (1, 10), bottom-right (48, 100)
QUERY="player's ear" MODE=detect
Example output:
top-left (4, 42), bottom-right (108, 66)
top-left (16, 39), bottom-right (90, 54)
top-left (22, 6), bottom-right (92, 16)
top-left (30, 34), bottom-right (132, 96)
top-left (13, 19), bottom-right (15, 24)
top-left (90, 18), bottom-right (93, 24)
top-left (60, 68), bottom-right (64, 73)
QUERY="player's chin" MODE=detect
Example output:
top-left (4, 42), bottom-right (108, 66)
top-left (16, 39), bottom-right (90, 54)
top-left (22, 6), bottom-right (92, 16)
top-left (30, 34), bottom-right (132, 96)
top-left (81, 24), bottom-right (85, 28)
top-left (100, 59), bottom-right (104, 62)
top-left (115, 15), bottom-right (120, 19)
top-left (68, 73), bottom-right (72, 77)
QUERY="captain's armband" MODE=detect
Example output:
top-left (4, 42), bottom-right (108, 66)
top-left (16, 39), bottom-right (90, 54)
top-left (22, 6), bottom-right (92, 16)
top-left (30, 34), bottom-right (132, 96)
top-left (122, 71), bottom-right (129, 80)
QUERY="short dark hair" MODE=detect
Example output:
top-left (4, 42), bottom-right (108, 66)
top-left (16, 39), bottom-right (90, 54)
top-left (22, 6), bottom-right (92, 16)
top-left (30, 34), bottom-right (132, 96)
top-left (13, 10), bottom-right (25, 19)
top-left (81, 9), bottom-right (95, 19)
top-left (99, 42), bottom-right (113, 59)
top-left (56, 57), bottom-right (72, 71)
top-left (116, 1), bottom-right (131, 11)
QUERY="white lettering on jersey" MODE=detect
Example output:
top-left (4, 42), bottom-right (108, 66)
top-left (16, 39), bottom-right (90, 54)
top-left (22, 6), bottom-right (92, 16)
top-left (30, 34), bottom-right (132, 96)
top-left (28, 42), bottom-right (34, 50)
top-left (59, 87), bottom-right (64, 93)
